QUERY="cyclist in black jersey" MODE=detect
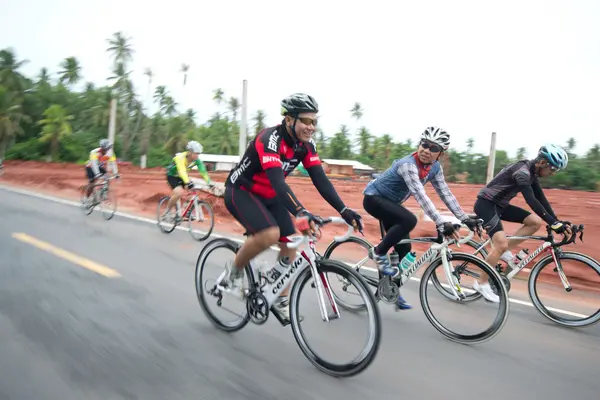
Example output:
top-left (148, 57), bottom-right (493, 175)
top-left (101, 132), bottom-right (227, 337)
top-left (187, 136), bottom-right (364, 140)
top-left (472, 143), bottom-right (572, 302)
top-left (222, 93), bottom-right (363, 322)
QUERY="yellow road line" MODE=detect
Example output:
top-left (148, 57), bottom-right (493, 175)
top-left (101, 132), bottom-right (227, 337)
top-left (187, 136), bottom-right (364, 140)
top-left (11, 233), bottom-right (121, 278)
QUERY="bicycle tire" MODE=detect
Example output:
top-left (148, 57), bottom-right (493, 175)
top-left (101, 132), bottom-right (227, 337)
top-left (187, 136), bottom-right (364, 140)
top-left (289, 258), bottom-right (382, 377)
top-left (80, 185), bottom-right (95, 215)
top-left (321, 235), bottom-right (377, 312)
top-left (188, 200), bottom-right (215, 242)
top-left (156, 196), bottom-right (177, 234)
top-left (419, 252), bottom-right (510, 344)
top-left (528, 251), bottom-right (600, 327)
top-left (100, 186), bottom-right (117, 220)
top-left (430, 239), bottom-right (488, 303)
top-left (194, 238), bottom-right (251, 332)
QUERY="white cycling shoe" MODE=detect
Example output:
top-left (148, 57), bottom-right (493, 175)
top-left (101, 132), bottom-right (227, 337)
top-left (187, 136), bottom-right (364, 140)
top-left (473, 280), bottom-right (500, 303)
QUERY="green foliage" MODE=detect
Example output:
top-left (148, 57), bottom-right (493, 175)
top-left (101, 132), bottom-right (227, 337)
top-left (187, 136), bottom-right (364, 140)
top-left (1, 41), bottom-right (599, 191)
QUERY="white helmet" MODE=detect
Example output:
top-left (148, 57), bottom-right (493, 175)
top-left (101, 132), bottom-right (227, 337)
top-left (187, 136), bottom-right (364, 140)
top-left (420, 126), bottom-right (450, 151)
top-left (186, 140), bottom-right (203, 154)
top-left (99, 139), bottom-right (113, 151)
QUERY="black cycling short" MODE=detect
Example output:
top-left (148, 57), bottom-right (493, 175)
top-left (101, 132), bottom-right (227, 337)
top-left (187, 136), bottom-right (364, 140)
top-left (474, 197), bottom-right (531, 237)
top-left (85, 166), bottom-right (106, 182)
top-left (224, 184), bottom-right (295, 240)
top-left (167, 174), bottom-right (185, 189)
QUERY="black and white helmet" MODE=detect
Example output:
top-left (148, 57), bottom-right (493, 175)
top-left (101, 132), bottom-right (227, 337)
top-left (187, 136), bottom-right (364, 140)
top-left (280, 93), bottom-right (319, 116)
top-left (420, 127), bottom-right (450, 151)
top-left (99, 139), bottom-right (113, 151)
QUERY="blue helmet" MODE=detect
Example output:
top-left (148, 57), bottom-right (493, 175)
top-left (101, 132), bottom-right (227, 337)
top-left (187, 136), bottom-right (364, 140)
top-left (538, 143), bottom-right (568, 170)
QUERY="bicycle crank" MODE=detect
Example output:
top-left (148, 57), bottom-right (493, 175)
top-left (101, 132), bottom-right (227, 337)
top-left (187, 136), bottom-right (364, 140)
top-left (376, 277), bottom-right (399, 304)
top-left (246, 291), bottom-right (269, 325)
top-left (490, 274), bottom-right (511, 296)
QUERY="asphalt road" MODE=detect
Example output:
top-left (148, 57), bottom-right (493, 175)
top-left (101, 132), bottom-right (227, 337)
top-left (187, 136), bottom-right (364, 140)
top-left (1, 186), bottom-right (599, 400)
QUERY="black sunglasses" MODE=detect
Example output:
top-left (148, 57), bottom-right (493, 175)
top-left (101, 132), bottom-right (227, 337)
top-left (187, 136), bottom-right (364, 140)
top-left (420, 140), bottom-right (443, 153)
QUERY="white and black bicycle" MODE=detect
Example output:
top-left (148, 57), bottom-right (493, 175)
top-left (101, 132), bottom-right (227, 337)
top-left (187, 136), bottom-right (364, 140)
top-left (195, 216), bottom-right (382, 377)
top-left (322, 219), bottom-right (510, 344)
top-left (434, 223), bottom-right (600, 328)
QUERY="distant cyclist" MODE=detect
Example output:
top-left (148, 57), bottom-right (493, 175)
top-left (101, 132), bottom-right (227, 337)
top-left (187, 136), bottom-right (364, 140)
top-left (162, 140), bottom-right (213, 221)
top-left (363, 127), bottom-right (481, 310)
top-left (84, 139), bottom-right (120, 201)
top-left (222, 93), bottom-right (363, 323)
top-left (472, 143), bottom-right (572, 302)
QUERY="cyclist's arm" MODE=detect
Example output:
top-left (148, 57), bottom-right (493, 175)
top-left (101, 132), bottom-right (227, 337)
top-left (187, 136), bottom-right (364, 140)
top-left (195, 159), bottom-right (211, 184)
top-left (174, 153), bottom-right (192, 184)
top-left (430, 166), bottom-right (469, 221)
top-left (397, 163), bottom-right (445, 226)
top-left (89, 151), bottom-right (101, 176)
top-left (531, 179), bottom-right (557, 219)
top-left (514, 171), bottom-right (557, 225)
top-left (302, 141), bottom-right (346, 213)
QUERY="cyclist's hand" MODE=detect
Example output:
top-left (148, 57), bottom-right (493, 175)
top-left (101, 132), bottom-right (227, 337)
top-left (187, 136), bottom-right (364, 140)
top-left (296, 210), bottom-right (320, 237)
top-left (550, 221), bottom-right (567, 234)
top-left (462, 217), bottom-right (483, 236)
top-left (438, 222), bottom-right (461, 241)
top-left (341, 207), bottom-right (364, 234)
top-left (186, 181), bottom-right (195, 190)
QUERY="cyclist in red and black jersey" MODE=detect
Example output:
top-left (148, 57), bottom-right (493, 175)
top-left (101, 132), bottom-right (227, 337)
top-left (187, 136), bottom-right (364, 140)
top-left (223, 93), bottom-right (363, 323)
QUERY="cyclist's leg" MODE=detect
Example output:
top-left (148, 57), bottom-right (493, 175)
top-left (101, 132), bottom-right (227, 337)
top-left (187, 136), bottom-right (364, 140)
top-left (85, 167), bottom-right (95, 197)
top-left (391, 233), bottom-right (414, 309)
top-left (472, 198), bottom-right (505, 302)
top-left (363, 194), bottom-right (417, 277)
top-left (502, 205), bottom-right (540, 251)
top-left (224, 184), bottom-right (281, 293)
top-left (165, 175), bottom-right (185, 214)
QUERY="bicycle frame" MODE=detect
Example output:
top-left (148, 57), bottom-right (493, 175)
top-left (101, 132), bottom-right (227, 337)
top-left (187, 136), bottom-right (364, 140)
top-left (214, 217), bottom-right (355, 322)
top-left (469, 225), bottom-right (586, 290)
top-left (175, 189), bottom-right (203, 219)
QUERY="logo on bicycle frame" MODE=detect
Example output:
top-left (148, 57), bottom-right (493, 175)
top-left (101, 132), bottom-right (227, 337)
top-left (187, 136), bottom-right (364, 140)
top-left (270, 255), bottom-right (306, 295)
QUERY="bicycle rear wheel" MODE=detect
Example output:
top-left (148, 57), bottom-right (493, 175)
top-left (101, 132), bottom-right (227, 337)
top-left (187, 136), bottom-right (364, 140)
top-left (156, 196), bottom-right (177, 233)
top-left (289, 259), bottom-right (381, 377)
top-left (420, 252), bottom-right (509, 344)
top-left (80, 185), bottom-right (95, 215)
top-left (194, 238), bottom-right (251, 332)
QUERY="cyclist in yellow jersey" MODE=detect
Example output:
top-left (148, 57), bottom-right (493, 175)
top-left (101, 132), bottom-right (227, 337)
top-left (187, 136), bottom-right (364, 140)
top-left (162, 140), bottom-right (213, 219)
top-left (84, 139), bottom-right (120, 199)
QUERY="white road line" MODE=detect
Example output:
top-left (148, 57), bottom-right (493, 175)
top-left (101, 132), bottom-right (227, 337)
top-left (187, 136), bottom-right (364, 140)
top-left (0, 184), bottom-right (592, 319)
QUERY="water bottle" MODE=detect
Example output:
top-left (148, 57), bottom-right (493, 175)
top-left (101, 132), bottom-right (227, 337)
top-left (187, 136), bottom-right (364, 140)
top-left (514, 249), bottom-right (529, 264)
top-left (399, 252), bottom-right (417, 271)
top-left (259, 256), bottom-right (291, 285)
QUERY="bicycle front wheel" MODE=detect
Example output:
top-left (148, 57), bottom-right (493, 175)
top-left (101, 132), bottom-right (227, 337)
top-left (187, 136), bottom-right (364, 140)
top-left (100, 186), bottom-right (117, 220)
top-left (188, 200), bottom-right (215, 241)
top-left (420, 252), bottom-right (509, 344)
top-left (529, 251), bottom-right (600, 327)
top-left (289, 259), bottom-right (381, 377)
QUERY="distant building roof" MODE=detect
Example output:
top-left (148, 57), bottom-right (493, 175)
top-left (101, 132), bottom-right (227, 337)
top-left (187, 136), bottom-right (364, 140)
top-left (199, 154), bottom-right (240, 163)
top-left (323, 159), bottom-right (374, 171)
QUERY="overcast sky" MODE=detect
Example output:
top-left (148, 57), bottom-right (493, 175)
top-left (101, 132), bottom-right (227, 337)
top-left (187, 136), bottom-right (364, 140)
top-left (1, 0), bottom-right (599, 158)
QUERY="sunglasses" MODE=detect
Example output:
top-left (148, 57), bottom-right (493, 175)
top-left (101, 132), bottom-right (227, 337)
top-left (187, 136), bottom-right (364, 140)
top-left (420, 140), bottom-right (443, 153)
top-left (297, 117), bottom-right (318, 127)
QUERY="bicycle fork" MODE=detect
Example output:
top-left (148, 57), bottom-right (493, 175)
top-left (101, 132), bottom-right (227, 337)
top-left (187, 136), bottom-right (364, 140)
top-left (551, 249), bottom-right (572, 292)
top-left (440, 249), bottom-right (467, 301)
top-left (308, 259), bottom-right (341, 322)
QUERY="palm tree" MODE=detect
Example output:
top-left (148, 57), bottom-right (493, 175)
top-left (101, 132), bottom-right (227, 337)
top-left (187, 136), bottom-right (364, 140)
top-left (37, 67), bottom-right (51, 86)
top-left (180, 63), bottom-right (190, 86)
top-left (228, 97), bottom-right (240, 121)
top-left (0, 85), bottom-right (29, 162)
top-left (58, 57), bottom-right (81, 87)
top-left (350, 102), bottom-right (363, 120)
top-left (37, 104), bottom-right (74, 161)
top-left (212, 88), bottom-right (224, 105)
top-left (252, 110), bottom-right (266, 137)
top-left (106, 32), bottom-right (134, 66)
top-left (0, 48), bottom-right (29, 94)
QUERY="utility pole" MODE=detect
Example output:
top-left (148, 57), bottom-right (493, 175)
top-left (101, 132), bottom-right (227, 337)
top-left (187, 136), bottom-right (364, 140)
top-left (238, 80), bottom-right (248, 157)
top-left (486, 131), bottom-right (497, 183)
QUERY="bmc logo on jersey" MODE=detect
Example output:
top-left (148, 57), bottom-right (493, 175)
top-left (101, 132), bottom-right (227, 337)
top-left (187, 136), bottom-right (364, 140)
top-left (309, 156), bottom-right (319, 163)
top-left (262, 155), bottom-right (282, 165)
top-left (267, 132), bottom-right (279, 152)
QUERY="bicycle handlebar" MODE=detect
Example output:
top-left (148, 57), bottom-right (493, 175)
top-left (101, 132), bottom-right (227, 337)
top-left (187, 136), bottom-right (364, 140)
top-left (286, 216), bottom-right (355, 250)
top-left (545, 223), bottom-right (584, 246)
